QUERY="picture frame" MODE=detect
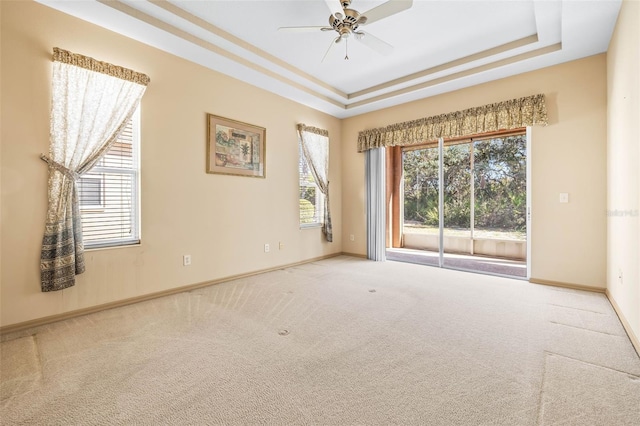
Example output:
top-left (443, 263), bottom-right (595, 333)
top-left (206, 114), bottom-right (266, 178)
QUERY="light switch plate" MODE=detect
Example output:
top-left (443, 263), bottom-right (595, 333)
top-left (559, 193), bottom-right (569, 203)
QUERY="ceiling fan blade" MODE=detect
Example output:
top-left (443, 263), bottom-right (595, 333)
top-left (278, 26), bottom-right (332, 33)
top-left (355, 32), bottom-right (394, 56)
top-left (362, 0), bottom-right (413, 25)
top-left (324, 0), bottom-right (344, 19)
top-left (321, 37), bottom-right (341, 63)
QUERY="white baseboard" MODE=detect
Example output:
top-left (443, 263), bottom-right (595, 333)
top-left (529, 277), bottom-right (606, 293)
top-left (0, 253), bottom-right (343, 336)
top-left (606, 289), bottom-right (640, 357)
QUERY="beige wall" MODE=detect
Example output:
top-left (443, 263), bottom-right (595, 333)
top-left (0, 1), bottom-right (342, 327)
top-left (342, 55), bottom-right (608, 289)
top-left (607, 0), bottom-right (640, 343)
top-left (0, 0), bottom-right (620, 329)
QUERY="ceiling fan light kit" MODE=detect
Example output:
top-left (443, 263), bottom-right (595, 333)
top-left (279, 0), bottom-right (413, 62)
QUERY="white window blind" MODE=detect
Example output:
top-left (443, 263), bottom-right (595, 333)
top-left (299, 142), bottom-right (325, 226)
top-left (78, 176), bottom-right (103, 208)
top-left (78, 110), bottom-right (140, 248)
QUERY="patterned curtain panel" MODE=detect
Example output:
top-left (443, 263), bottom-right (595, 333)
top-left (40, 48), bottom-right (150, 292)
top-left (357, 94), bottom-right (548, 152)
top-left (297, 124), bottom-right (332, 242)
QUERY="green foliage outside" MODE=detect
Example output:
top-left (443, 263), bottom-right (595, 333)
top-left (300, 153), bottom-right (319, 224)
top-left (403, 135), bottom-right (527, 233)
top-left (299, 199), bottom-right (315, 224)
top-left (300, 175), bottom-right (317, 203)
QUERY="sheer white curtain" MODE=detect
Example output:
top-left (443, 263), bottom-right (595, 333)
top-left (40, 48), bottom-right (149, 292)
top-left (365, 147), bottom-right (386, 261)
top-left (298, 124), bottom-right (332, 242)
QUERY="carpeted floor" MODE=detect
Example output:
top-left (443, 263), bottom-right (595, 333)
top-left (1, 256), bottom-right (639, 425)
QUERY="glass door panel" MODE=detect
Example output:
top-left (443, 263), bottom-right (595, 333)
top-left (400, 146), bottom-right (440, 266)
top-left (442, 143), bottom-right (472, 269)
top-left (472, 135), bottom-right (527, 277)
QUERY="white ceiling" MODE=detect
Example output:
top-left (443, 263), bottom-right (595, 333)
top-left (36, 0), bottom-right (622, 118)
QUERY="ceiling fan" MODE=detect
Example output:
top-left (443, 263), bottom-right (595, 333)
top-left (278, 0), bottom-right (413, 61)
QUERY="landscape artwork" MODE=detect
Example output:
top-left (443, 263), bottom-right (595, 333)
top-left (206, 114), bottom-right (266, 178)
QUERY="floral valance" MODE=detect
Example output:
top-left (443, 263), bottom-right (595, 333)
top-left (297, 123), bottom-right (328, 137)
top-left (53, 47), bottom-right (150, 85)
top-left (357, 94), bottom-right (548, 152)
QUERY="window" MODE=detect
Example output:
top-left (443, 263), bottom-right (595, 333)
top-left (299, 142), bottom-right (325, 226)
top-left (79, 109), bottom-right (140, 248)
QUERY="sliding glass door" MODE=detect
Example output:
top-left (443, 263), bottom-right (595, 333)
top-left (393, 131), bottom-right (528, 278)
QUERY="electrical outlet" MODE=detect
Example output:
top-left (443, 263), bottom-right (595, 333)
top-left (183, 255), bottom-right (191, 266)
top-left (264, 244), bottom-right (270, 253)
top-left (279, 242), bottom-right (284, 250)
top-left (350, 234), bottom-right (355, 241)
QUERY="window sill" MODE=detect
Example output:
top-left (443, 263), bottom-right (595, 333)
top-left (300, 223), bottom-right (322, 230)
top-left (84, 241), bottom-right (141, 252)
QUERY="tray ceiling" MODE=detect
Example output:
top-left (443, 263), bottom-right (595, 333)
top-left (36, 0), bottom-right (622, 118)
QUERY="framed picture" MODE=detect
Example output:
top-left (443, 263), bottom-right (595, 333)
top-left (206, 114), bottom-right (266, 178)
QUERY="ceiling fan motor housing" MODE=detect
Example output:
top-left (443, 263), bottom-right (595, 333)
top-left (329, 7), bottom-right (367, 38)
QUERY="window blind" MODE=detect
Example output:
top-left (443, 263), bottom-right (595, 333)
top-left (78, 114), bottom-right (140, 248)
top-left (299, 143), bottom-right (324, 225)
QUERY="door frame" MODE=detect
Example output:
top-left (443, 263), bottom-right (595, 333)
top-left (526, 127), bottom-right (532, 279)
top-left (387, 128), bottom-right (531, 278)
